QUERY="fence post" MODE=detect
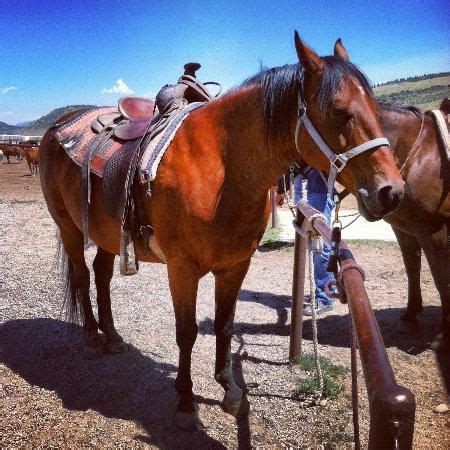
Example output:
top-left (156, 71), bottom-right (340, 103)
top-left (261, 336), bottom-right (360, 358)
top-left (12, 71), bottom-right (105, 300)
top-left (269, 188), bottom-right (278, 228)
top-left (290, 208), bottom-right (307, 360)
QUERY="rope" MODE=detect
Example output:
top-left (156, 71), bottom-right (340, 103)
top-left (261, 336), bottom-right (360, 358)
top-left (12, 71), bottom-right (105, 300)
top-left (341, 214), bottom-right (361, 230)
top-left (399, 113), bottom-right (424, 174)
top-left (298, 233), bottom-right (325, 407)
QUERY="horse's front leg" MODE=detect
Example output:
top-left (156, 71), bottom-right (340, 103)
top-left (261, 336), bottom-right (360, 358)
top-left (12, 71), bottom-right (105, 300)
top-left (213, 258), bottom-right (251, 417)
top-left (167, 261), bottom-right (202, 431)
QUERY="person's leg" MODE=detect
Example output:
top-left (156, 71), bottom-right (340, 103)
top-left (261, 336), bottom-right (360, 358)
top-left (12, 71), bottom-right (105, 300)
top-left (305, 170), bottom-right (335, 308)
top-left (293, 174), bottom-right (304, 204)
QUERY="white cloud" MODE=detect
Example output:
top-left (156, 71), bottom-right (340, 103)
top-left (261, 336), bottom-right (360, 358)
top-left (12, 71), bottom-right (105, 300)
top-left (1, 86), bottom-right (17, 94)
top-left (101, 78), bottom-right (134, 94)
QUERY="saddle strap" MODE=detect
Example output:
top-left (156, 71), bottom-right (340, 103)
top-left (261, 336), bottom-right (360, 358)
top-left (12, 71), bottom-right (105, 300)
top-left (430, 110), bottom-right (450, 161)
top-left (140, 102), bottom-right (204, 186)
top-left (81, 128), bottom-right (114, 247)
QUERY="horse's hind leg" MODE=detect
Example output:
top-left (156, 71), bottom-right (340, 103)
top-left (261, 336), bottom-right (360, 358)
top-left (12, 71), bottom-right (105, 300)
top-left (393, 228), bottom-right (423, 332)
top-left (213, 258), bottom-right (251, 417)
top-left (420, 225), bottom-right (450, 351)
top-left (93, 247), bottom-right (127, 353)
top-left (59, 223), bottom-right (102, 356)
top-left (167, 261), bottom-right (203, 431)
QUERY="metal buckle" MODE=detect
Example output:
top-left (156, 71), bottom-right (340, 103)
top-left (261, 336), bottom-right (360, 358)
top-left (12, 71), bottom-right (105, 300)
top-left (330, 154), bottom-right (347, 172)
top-left (298, 103), bottom-right (307, 118)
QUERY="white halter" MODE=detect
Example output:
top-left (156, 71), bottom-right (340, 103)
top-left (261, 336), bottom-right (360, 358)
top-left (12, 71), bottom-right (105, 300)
top-left (295, 97), bottom-right (390, 195)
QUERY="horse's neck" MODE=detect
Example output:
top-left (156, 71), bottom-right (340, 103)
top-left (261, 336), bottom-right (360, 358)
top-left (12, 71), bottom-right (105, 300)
top-left (378, 106), bottom-right (424, 169)
top-left (213, 86), bottom-right (297, 197)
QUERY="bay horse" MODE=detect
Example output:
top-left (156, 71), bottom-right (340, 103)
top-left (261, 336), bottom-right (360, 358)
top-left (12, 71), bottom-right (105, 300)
top-left (23, 145), bottom-right (39, 176)
top-left (0, 144), bottom-right (23, 163)
top-left (39, 34), bottom-right (404, 430)
top-left (328, 46), bottom-right (449, 349)
top-left (375, 99), bottom-right (449, 349)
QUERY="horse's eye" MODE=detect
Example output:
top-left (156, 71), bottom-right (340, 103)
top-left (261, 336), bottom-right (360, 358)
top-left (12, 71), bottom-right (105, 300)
top-left (331, 108), bottom-right (350, 121)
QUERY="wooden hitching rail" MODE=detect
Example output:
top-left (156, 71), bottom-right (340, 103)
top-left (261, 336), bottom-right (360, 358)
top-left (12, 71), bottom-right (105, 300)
top-left (290, 200), bottom-right (415, 449)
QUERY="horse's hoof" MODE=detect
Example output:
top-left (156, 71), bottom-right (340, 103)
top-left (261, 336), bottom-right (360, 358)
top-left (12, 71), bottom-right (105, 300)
top-left (223, 387), bottom-right (249, 417)
top-left (431, 333), bottom-right (450, 352)
top-left (105, 340), bottom-right (129, 354)
top-left (176, 410), bottom-right (205, 432)
top-left (398, 316), bottom-right (421, 334)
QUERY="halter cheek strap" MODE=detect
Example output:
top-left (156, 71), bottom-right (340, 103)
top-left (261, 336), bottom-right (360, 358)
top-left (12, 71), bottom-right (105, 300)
top-left (295, 103), bottom-right (390, 195)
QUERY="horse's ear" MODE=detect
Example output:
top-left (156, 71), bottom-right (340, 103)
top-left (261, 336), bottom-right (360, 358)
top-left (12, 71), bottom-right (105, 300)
top-left (334, 38), bottom-right (349, 61)
top-left (294, 31), bottom-right (324, 74)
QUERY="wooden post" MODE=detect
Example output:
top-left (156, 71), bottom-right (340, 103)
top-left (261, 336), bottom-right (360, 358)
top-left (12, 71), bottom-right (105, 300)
top-left (269, 188), bottom-right (278, 228)
top-left (289, 208), bottom-right (306, 360)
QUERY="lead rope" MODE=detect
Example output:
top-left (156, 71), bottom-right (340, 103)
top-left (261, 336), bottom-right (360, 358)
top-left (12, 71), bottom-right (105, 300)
top-left (298, 182), bottom-right (325, 407)
top-left (282, 165), bottom-right (297, 218)
top-left (298, 232), bottom-right (325, 407)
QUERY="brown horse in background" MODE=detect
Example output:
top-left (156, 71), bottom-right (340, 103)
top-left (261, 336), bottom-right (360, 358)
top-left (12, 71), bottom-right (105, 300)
top-left (375, 100), bottom-right (449, 349)
top-left (24, 146), bottom-right (39, 176)
top-left (0, 144), bottom-right (23, 163)
top-left (329, 46), bottom-right (449, 348)
top-left (39, 34), bottom-right (404, 430)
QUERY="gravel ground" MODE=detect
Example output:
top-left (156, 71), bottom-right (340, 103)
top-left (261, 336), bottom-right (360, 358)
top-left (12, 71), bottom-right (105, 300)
top-left (1, 162), bottom-right (449, 448)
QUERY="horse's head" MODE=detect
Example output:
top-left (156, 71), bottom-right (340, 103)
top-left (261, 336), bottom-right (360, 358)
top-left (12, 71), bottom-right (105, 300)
top-left (294, 32), bottom-right (404, 220)
top-left (440, 97), bottom-right (450, 117)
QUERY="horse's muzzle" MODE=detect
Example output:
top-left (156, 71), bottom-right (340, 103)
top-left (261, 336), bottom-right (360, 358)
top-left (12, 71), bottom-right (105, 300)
top-left (377, 183), bottom-right (404, 212)
top-left (357, 180), bottom-right (405, 220)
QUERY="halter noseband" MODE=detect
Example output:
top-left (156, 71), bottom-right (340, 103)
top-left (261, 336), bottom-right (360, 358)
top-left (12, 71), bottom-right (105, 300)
top-left (295, 94), bottom-right (390, 196)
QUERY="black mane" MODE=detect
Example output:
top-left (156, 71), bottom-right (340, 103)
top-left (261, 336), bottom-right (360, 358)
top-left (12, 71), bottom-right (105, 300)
top-left (241, 56), bottom-right (373, 142)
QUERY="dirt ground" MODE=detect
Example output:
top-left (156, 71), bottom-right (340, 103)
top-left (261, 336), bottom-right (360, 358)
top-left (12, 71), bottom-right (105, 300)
top-left (1, 161), bottom-right (449, 448)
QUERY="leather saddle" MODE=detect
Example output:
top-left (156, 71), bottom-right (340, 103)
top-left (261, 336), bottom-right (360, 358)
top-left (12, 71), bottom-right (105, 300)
top-left (82, 63), bottom-right (221, 273)
top-left (90, 62), bottom-right (221, 141)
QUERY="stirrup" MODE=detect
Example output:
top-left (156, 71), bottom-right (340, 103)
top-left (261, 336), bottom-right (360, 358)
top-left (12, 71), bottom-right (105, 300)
top-left (120, 230), bottom-right (138, 275)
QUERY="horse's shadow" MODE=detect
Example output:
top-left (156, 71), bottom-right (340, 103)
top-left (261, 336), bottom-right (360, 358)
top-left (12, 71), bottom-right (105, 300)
top-left (0, 318), bottom-right (226, 449)
top-left (218, 289), bottom-right (443, 355)
top-left (199, 289), bottom-right (448, 393)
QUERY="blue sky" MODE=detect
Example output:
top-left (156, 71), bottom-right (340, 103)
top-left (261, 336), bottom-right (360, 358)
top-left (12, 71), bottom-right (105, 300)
top-left (0, 0), bottom-right (448, 124)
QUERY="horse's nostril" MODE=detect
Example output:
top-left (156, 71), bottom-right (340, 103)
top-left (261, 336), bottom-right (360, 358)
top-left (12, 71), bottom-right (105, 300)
top-left (378, 185), bottom-right (403, 210)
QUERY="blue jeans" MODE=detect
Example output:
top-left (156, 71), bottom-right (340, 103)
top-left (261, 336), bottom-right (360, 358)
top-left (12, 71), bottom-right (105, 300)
top-left (294, 170), bottom-right (335, 305)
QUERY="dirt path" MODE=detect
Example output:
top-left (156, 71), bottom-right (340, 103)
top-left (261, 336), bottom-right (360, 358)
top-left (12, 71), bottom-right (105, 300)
top-left (1, 162), bottom-right (448, 448)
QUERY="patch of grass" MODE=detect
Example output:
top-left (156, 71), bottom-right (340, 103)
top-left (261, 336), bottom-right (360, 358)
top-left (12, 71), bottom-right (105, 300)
top-left (292, 354), bottom-right (347, 399)
top-left (260, 226), bottom-right (281, 245)
top-left (258, 226), bottom-right (294, 251)
top-left (347, 239), bottom-right (398, 247)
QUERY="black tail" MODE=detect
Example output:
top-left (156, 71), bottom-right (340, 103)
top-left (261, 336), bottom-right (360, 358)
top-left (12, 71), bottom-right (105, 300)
top-left (56, 232), bottom-right (83, 325)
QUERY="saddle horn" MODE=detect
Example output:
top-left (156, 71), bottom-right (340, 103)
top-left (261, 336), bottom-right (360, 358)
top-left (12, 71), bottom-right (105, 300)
top-left (183, 62), bottom-right (201, 78)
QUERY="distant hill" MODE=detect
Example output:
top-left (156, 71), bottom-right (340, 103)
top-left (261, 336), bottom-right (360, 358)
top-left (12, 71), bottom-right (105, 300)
top-left (15, 120), bottom-right (32, 127)
top-left (0, 121), bottom-right (20, 134)
top-left (20, 105), bottom-right (97, 135)
top-left (374, 71), bottom-right (450, 87)
top-left (374, 75), bottom-right (450, 111)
